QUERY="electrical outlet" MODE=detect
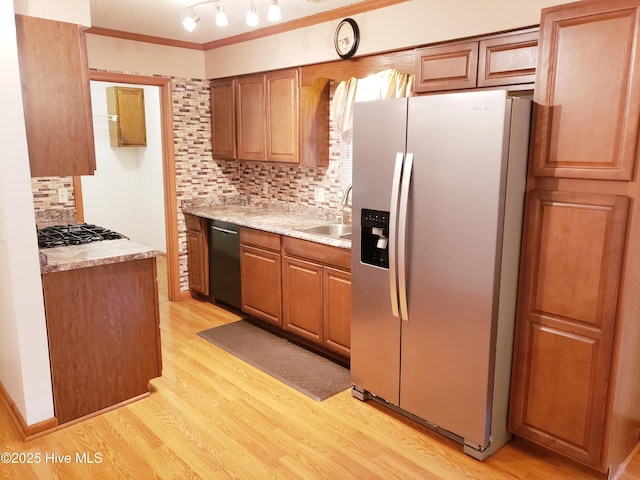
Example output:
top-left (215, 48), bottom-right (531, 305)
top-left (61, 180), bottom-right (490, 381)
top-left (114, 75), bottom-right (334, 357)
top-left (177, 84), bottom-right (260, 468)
top-left (263, 182), bottom-right (269, 195)
top-left (57, 188), bottom-right (69, 203)
top-left (314, 187), bottom-right (325, 203)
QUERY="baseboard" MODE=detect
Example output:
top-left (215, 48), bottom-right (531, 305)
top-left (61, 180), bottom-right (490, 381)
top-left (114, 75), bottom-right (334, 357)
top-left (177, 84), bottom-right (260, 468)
top-left (1, 382), bottom-right (151, 441)
top-left (180, 290), bottom-right (196, 301)
top-left (0, 382), bottom-right (58, 441)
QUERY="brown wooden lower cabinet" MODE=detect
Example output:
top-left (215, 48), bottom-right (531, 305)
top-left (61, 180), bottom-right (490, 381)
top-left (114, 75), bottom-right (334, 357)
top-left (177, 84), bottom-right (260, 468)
top-left (240, 229), bottom-right (282, 327)
top-left (282, 236), bottom-right (351, 358)
top-left (509, 190), bottom-right (630, 469)
top-left (185, 214), bottom-right (209, 296)
top-left (322, 266), bottom-right (351, 357)
top-left (283, 256), bottom-right (323, 342)
top-left (42, 258), bottom-right (162, 424)
top-left (240, 228), bottom-right (351, 358)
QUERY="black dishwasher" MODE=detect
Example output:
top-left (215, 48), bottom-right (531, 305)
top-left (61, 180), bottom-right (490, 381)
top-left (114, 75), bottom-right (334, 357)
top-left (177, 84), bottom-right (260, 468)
top-left (209, 220), bottom-right (242, 310)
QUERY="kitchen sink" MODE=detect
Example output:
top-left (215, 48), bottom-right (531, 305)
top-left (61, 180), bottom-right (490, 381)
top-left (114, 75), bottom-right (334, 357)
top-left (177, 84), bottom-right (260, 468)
top-left (299, 223), bottom-right (352, 239)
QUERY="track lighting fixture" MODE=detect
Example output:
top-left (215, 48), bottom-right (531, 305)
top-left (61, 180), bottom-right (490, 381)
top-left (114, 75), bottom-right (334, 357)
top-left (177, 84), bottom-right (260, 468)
top-left (182, 8), bottom-right (200, 32)
top-left (215, 3), bottom-right (228, 27)
top-left (182, 1), bottom-right (282, 32)
top-left (268, 0), bottom-right (281, 22)
top-left (246, 1), bottom-right (259, 27)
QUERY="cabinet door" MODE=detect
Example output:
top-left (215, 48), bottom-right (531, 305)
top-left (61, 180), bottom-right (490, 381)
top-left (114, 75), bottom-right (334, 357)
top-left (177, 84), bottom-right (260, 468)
top-left (15, 15), bottom-right (96, 177)
top-left (413, 41), bottom-right (478, 93)
top-left (236, 74), bottom-right (266, 161)
top-left (185, 215), bottom-right (208, 295)
top-left (532, 0), bottom-right (640, 180)
top-left (283, 256), bottom-right (323, 342)
top-left (211, 78), bottom-right (236, 160)
top-left (240, 244), bottom-right (281, 326)
top-left (266, 69), bottom-right (299, 163)
top-left (509, 190), bottom-right (629, 467)
top-left (107, 87), bottom-right (147, 147)
top-left (477, 30), bottom-right (538, 88)
top-left (323, 267), bottom-right (351, 357)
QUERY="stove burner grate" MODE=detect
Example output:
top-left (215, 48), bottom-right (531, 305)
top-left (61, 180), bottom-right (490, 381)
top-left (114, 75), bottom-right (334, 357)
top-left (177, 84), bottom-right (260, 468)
top-left (37, 223), bottom-right (127, 249)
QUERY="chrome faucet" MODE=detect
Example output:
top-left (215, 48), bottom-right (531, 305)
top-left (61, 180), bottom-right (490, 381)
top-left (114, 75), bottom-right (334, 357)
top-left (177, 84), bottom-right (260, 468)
top-left (341, 184), bottom-right (353, 224)
top-left (341, 184), bottom-right (353, 207)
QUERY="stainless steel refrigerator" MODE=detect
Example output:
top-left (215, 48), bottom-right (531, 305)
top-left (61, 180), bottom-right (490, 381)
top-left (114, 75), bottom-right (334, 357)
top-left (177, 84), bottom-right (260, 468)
top-left (350, 89), bottom-right (531, 460)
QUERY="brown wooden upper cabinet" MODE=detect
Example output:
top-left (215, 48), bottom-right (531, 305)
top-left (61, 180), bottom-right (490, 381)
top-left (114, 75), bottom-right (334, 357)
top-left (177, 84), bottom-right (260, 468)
top-left (236, 73), bottom-right (268, 161)
top-left (414, 29), bottom-right (538, 93)
top-left (211, 68), bottom-right (329, 166)
top-left (211, 78), bottom-right (237, 160)
top-left (530, 0), bottom-right (640, 180)
top-left (106, 86), bottom-right (147, 147)
top-left (15, 15), bottom-right (96, 177)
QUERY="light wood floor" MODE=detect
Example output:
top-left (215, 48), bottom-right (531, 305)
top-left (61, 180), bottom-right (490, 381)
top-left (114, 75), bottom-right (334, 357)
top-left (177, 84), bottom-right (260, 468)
top-left (2, 260), bottom-right (640, 479)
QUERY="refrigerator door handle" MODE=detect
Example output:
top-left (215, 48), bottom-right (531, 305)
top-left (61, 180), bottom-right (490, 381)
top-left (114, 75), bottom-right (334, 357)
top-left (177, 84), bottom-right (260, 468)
top-left (398, 152), bottom-right (414, 322)
top-left (388, 152), bottom-right (404, 318)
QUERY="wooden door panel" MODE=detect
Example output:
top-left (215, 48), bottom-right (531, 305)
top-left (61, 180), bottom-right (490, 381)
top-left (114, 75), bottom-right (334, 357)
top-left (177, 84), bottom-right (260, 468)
top-left (524, 325), bottom-right (601, 449)
top-left (240, 245), bottom-right (281, 326)
top-left (267, 70), bottom-right (298, 163)
top-left (532, 1), bottom-right (640, 179)
top-left (107, 87), bottom-right (147, 147)
top-left (323, 267), bottom-right (351, 357)
top-left (283, 257), bottom-right (323, 341)
top-left (413, 41), bottom-right (478, 93)
top-left (236, 75), bottom-right (266, 161)
top-left (186, 230), bottom-right (207, 295)
top-left (533, 195), bottom-right (623, 326)
top-left (211, 78), bottom-right (236, 160)
top-left (510, 190), bottom-right (629, 467)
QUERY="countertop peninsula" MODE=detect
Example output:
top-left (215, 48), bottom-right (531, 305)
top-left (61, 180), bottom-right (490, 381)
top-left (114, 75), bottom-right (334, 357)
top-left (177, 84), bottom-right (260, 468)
top-left (39, 239), bottom-right (161, 274)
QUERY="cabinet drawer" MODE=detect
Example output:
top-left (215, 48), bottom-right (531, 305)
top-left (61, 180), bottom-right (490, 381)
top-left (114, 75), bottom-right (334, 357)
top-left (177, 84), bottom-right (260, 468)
top-left (478, 30), bottom-right (538, 87)
top-left (185, 214), bottom-right (205, 232)
top-left (283, 236), bottom-right (350, 270)
top-left (240, 227), bottom-right (281, 251)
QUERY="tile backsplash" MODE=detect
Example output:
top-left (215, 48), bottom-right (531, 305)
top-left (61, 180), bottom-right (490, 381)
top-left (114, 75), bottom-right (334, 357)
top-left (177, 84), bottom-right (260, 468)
top-left (32, 73), bottom-right (349, 294)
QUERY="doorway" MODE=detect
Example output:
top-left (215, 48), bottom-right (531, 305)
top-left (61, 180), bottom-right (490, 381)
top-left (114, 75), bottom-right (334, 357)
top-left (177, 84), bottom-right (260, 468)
top-left (74, 71), bottom-right (180, 301)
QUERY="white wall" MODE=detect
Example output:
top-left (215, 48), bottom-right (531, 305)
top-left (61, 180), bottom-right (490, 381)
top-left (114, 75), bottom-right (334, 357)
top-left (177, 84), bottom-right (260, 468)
top-left (203, 0), bottom-right (573, 78)
top-left (85, 0), bottom-right (573, 80)
top-left (14, 0), bottom-right (90, 26)
top-left (82, 82), bottom-right (166, 253)
top-left (86, 34), bottom-right (206, 79)
top-left (0, 1), bottom-right (55, 425)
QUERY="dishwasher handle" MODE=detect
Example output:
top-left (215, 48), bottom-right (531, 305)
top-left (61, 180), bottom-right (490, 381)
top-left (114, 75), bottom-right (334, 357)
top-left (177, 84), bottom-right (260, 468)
top-left (212, 226), bottom-right (238, 235)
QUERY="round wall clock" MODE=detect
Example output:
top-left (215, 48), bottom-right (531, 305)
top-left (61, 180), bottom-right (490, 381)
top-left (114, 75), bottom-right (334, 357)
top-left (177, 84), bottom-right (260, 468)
top-left (334, 18), bottom-right (360, 60)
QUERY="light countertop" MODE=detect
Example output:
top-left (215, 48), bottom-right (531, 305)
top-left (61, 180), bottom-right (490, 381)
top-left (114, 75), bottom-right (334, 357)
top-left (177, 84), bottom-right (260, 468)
top-left (40, 239), bottom-right (161, 274)
top-left (182, 204), bottom-right (351, 250)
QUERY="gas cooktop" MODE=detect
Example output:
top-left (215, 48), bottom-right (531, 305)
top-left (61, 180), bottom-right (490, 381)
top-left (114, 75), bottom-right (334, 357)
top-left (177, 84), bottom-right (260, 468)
top-left (37, 223), bottom-right (127, 249)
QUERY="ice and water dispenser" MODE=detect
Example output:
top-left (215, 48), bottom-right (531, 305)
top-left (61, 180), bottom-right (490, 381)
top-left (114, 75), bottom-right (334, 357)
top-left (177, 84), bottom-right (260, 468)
top-left (360, 208), bottom-right (390, 269)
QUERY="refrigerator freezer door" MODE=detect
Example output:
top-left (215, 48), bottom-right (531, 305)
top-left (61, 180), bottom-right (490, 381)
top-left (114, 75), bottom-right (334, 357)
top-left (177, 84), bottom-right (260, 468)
top-left (399, 90), bottom-right (512, 446)
top-left (351, 97), bottom-right (408, 405)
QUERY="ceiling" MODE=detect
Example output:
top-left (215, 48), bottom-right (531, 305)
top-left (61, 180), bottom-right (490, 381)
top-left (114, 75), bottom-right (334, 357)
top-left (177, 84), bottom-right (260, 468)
top-left (89, 0), bottom-right (370, 45)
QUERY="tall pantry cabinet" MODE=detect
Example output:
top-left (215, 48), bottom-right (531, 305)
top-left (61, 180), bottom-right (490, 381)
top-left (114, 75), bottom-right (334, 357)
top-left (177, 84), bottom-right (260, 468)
top-left (509, 0), bottom-right (640, 476)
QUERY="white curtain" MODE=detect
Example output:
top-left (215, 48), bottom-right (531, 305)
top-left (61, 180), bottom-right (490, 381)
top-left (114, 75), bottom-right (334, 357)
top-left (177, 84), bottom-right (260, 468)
top-left (331, 68), bottom-right (414, 142)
